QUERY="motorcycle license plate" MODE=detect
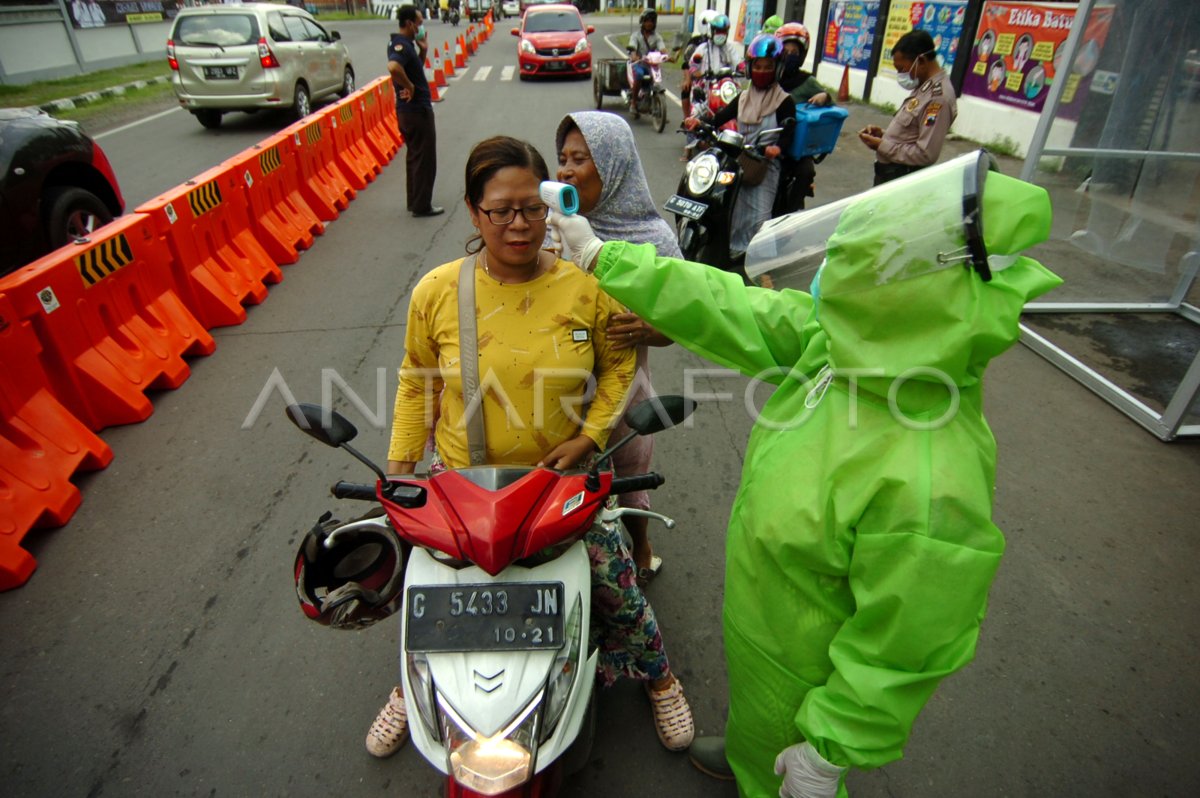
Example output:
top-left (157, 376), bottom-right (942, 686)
top-left (405, 582), bottom-right (564, 653)
top-left (203, 66), bottom-right (239, 80)
top-left (665, 194), bottom-right (708, 221)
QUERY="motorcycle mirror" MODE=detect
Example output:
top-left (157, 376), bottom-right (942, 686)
top-left (286, 403), bottom-right (358, 447)
top-left (585, 396), bottom-right (697, 491)
top-left (626, 395), bottom-right (697, 435)
top-left (287, 404), bottom-right (390, 485)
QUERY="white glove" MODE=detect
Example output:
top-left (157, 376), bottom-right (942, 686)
top-left (774, 742), bottom-right (845, 798)
top-left (547, 211), bottom-right (604, 273)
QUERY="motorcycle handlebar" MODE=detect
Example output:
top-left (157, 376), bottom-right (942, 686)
top-left (610, 473), bottom-right (666, 494)
top-left (331, 481), bottom-right (377, 501)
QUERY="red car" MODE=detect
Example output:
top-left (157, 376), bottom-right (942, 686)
top-left (512, 4), bottom-right (594, 79)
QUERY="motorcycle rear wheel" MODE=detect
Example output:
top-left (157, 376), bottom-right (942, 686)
top-left (652, 94), bottom-right (667, 133)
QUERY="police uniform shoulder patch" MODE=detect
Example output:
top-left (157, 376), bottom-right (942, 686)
top-left (924, 102), bottom-right (942, 126)
top-left (904, 97), bottom-right (920, 113)
top-left (932, 81), bottom-right (943, 96)
top-left (394, 45), bottom-right (403, 51)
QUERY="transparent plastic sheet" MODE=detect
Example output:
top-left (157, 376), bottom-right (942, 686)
top-left (745, 151), bottom-right (994, 294)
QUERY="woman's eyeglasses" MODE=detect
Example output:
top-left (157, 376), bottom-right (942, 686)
top-left (478, 204), bottom-right (550, 225)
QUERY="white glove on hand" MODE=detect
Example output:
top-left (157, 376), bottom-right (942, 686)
top-left (774, 742), bottom-right (845, 798)
top-left (547, 211), bottom-right (603, 273)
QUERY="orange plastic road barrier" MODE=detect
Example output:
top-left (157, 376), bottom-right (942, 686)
top-left (0, 213), bottom-right (215, 431)
top-left (329, 98), bottom-right (382, 190)
top-left (359, 79), bottom-right (400, 164)
top-left (279, 113), bottom-right (357, 224)
top-left (222, 133), bottom-right (325, 266)
top-left (373, 78), bottom-right (405, 151)
top-left (137, 164), bottom-right (282, 330)
top-left (0, 293), bottom-right (113, 591)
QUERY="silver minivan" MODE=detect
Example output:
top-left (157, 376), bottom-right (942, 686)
top-left (168, 3), bottom-right (355, 130)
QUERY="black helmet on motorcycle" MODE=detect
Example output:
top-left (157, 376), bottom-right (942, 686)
top-left (294, 509), bottom-right (406, 630)
top-left (640, 8), bottom-right (657, 26)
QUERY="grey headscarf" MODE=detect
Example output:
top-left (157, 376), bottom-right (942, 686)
top-left (555, 111), bottom-right (683, 259)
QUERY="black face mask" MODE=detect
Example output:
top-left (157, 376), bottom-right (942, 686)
top-left (781, 54), bottom-right (803, 75)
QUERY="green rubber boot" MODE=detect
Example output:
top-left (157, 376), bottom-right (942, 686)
top-left (688, 735), bottom-right (735, 781)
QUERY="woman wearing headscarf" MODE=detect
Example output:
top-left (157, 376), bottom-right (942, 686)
top-left (555, 110), bottom-right (680, 584)
top-left (685, 34), bottom-right (796, 258)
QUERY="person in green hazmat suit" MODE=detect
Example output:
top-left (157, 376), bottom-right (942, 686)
top-left (548, 155), bottom-right (1062, 798)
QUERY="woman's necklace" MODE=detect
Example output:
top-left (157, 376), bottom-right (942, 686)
top-left (481, 249), bottom-right (541, 284)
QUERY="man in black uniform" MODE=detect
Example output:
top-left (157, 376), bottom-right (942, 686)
top-left (388, 6), bottom-right (443, 217)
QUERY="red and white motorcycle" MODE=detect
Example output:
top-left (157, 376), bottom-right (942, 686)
top-left (288, 396), bottom-right (694, 797)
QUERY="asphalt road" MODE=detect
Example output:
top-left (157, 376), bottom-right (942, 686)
top-left (3, 14), bottom-right (1200, 798)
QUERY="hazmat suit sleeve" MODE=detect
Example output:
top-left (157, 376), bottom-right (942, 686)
top-left (593, 241), bottom-right (820, 383)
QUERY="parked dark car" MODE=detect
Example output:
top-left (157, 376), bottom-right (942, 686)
top-left (0, 108), bottom-right (124, 276)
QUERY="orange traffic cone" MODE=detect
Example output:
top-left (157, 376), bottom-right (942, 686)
top-left (443, 43), bottom-right (455, 77)
top-left (425, 61), bottom-right (442, 102)
top-left (432, 50), bottom-right (447, 87)
top-left (455, 39), bottom-right (466, 69)
top-left (838, 65), bottom-right (851, 102)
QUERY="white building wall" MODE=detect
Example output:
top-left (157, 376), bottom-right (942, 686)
top-left (0, 22), bottom-right (77, 78)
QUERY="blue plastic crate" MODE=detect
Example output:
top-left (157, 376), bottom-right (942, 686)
top-left (789, 104), bottom-right (849, 159)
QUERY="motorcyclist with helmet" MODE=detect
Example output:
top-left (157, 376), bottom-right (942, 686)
top-left (681, 13), bottom-right (741, 157)
top-left (774, 22), bottom-right (834, 216)
top-left (684, 33), bottom-right (796, 260)
top-left (627, 9), bottom-right (668, 118)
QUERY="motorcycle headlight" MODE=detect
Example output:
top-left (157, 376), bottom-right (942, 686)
top-left (540, 595), bottom-right (582, 742)
top-left (687, 153), bottom-right (720, 195)
top-left (442, 694), bottom-right (539, 795)
top-left (719, 79), bottom-right (740, 105)
top-left (520, 38), bottom-right (535, 55)
top-left (406, 652), bottom-right (440, 740)
top-left (574, 38), bottom-right (589, 53)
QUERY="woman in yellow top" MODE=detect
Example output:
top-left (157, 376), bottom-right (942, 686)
top-left (365, 135), bottom-right (695, 759)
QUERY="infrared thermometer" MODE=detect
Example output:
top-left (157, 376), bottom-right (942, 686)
top-left (539, 181), bottom-right (579, 216)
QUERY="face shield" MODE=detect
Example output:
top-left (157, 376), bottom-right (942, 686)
top-left (745, 151), bottom-right (1005, 295)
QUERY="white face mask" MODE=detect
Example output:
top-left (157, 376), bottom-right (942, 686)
top-left (713, 33), bottom-right (728, 46)
top-left (896, 50), bottom-right (935, 90)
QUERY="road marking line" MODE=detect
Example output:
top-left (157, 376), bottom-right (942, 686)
top-left (449, 66), bottom-right (470, 80)
top-left (500, 65), bottom-right (515, 81)
top-left (474, 66), bottom-right (492, 81)
top-left (603, 34), bottom-right (682, 108)
top-left (94, 106), bottom-right (182, 139)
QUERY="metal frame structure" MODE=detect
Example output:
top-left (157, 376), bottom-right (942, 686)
top-left (1018, 0), bottom-right (1200, 440)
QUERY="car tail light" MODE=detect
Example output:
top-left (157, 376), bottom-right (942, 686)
top-left (167, 39), bottom-right (178, 71)
top-left (258, 37), bottom-right (280, 68)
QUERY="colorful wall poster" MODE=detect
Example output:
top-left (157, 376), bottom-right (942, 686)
top-left (67, 0), bottom-right (181, 28)
top-left (736, 0), bottom-right (765, 44)
top-left (961, 1), bottom-right (1083, 113)
top-left (821, 0), bottom-right (882, 70)
top-left (878, 1), bottom-right (968, 78)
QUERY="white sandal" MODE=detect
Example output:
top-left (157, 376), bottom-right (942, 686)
top-left (365, 687), bottom-right (408, 758)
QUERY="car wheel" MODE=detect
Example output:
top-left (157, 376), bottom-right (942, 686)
top-left (44, 186), bottom-right (115, 250)
top-left (195, 109), bottom-right (223, 129)
top-left (293, 82), bottom-right (312, 120)
top-left (339, 67), bottom-right (355, 98)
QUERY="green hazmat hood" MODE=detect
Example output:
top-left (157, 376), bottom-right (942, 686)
top-left (745, 151), bottom-right (1062, 406)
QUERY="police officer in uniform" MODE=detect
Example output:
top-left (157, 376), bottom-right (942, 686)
top-left (858, 29), bottom-right (957, 186)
